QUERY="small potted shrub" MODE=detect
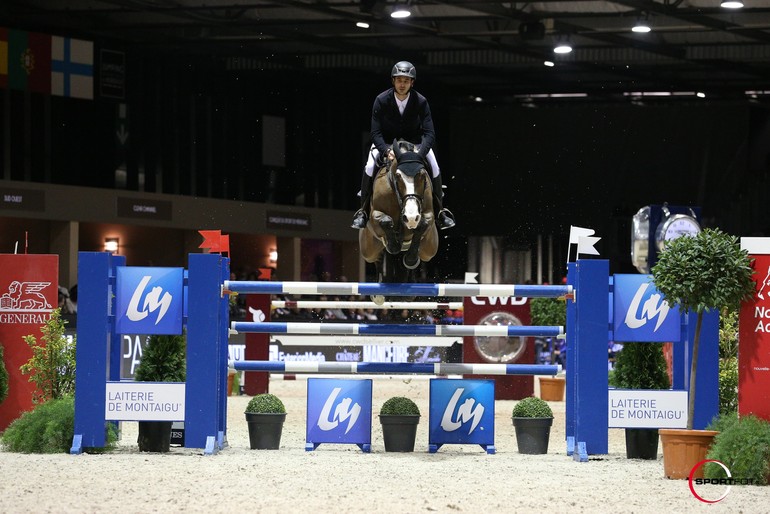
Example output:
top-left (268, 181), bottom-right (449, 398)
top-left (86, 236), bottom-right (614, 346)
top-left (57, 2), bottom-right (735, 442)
top-left (609, 342), bottom-right (670, 459)
top-left (511, 396), bottom-right (554, 454)
top-left (530, 297), bottom-right (567, 401)
top-left (245, 393), bottom-right (286, 450)
top-left (133, 333), bottom-right (186, 452)
top-left (379, 396), bottom-right (420, 452)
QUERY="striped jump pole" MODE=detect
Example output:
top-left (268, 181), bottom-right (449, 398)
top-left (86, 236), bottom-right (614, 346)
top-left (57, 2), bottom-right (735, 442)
top-left (230, 321), bottom-right (564, 338)
top-left (224, 280), bottom-right (572, 299)
top-left (272, 300), bottom-right (464, 310)
top-left (235, 361), bottom-right (561, 376)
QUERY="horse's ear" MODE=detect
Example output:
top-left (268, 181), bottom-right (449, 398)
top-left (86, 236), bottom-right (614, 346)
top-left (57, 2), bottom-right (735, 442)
top-left (392, 139), bottom-right (402, 160)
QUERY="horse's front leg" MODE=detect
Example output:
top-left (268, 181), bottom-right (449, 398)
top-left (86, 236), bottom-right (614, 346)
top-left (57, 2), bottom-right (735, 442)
top-left (371, 210), bottom-right (402, 255)
top-left (403, 218), bottom-right (430, 269)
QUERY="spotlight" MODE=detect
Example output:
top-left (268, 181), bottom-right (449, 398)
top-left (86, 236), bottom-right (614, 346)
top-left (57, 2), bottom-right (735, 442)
top-left (720, 0), bottom-right (744, 7)
top-left (391, 3), bottom-right (411, 18)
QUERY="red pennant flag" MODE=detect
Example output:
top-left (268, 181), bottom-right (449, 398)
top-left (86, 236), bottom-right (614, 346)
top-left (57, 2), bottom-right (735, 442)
top-left (219, 234), bottom-right (230, 257)
top-left (198, 230), bottom-right (222, 253)
top-left (258, 268), bottom-right (272, 280)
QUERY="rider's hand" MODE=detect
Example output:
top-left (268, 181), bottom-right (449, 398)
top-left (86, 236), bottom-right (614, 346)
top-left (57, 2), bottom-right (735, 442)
top-left (387, 148), bottom-right (395, 161)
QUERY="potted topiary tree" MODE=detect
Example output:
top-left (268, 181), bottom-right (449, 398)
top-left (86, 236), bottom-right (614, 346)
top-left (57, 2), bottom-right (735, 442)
top-left (133, 333), bottom-right (186, 452)
top-left (609, 342), bottom-right (670, 459)
top-left (530, 297), bottom-right (567, 401)
top-left (379, 396), bottom-right (421, 452)
top-left (511, 396), bottom-right (554, 454)
top-left (651, 228), bottom-right (755, 479)
top-left (245, 393), bottom-right (286, 449)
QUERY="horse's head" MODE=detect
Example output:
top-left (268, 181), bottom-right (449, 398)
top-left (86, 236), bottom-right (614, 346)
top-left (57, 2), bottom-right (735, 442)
top-left (391, 139), bottom-right (430, 230)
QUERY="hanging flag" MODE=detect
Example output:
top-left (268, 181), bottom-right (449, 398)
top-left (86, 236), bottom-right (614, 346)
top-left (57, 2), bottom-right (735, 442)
top-left (51, 36), bottom-right (93, 99)
top-left (8, 29), bottom-right (51, 94)
top-left (0, 28), bottom-right (8, 88)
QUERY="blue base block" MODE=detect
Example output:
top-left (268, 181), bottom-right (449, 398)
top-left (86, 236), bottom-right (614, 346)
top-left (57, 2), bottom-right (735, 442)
top-left (70, 434), bottom-right (83, 455)
top-left (482, 444), bottom-right (496, 455)
top-left (572, 441), bottom-right (588, 462)
top-left (566, 436), bottom-right (575, 456)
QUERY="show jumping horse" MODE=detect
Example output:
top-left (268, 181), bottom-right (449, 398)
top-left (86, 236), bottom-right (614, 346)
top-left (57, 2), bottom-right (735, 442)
top-left (359, 140), bottom-right (439, 289)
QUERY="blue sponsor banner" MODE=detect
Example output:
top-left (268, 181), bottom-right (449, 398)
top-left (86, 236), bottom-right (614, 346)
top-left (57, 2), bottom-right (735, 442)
top-left (613, 274), bottom-right (680, 342)
top-left (429, 379), bottom-right (494, 451)
top-left (306, 378), bottom-right (372, 451)
top-left (115, 267), bottom-right (184, 335)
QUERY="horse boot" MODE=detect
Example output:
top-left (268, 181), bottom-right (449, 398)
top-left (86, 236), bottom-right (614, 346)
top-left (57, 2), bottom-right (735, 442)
top-left (431, 174), bottom-right (456, 230)
top-left (351, 173), bottom-right (374, 229)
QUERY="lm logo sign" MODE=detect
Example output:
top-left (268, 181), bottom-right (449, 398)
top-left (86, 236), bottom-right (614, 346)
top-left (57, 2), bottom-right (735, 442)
top-left (306, 378), bottom-right (372, 451)
top-left (429, 379), bottom-right (495, 453)
top-left (613, 274), bottom-right (680, 342)
top-left (115, 267), bottom-right (184, 335)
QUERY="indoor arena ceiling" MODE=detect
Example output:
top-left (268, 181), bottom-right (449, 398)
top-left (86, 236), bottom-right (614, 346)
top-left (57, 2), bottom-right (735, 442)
top-left (4, 0), bottom-right (770, 100)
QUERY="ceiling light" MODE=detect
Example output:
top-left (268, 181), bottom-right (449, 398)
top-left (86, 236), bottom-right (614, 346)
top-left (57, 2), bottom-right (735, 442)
top-left (356, 21), bottom-right (370, 29)
top-left (696, 92), bottom-right (706, 98)
top-left (720, 0), bottom-right (744, 7)
top-left (544, 60), bottom-right (555, 67)
top-left (391, 3), bottom-right (411, 18)
top-left (554, 43), bottom-right (572, 54)
top-left (632, 20), bottom-right (651, 33)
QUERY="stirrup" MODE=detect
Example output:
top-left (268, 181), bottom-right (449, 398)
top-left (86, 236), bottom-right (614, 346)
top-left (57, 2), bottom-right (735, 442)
top-left (437, 209), bottom-right (455, 230)
top-left (351, 209), bottom-right (368, 229)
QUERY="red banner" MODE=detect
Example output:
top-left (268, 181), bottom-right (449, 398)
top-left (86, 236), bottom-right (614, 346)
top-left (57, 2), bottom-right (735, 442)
top-left (0, 254), bottom-right (58, 431)
top-left (739, 251), bottom-right (770, 422)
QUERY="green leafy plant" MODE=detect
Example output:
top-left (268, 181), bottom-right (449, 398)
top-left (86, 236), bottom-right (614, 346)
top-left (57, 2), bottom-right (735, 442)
top-left (530, 297), bottom-right (567, 327)
top-left (246, 393), bottom-right (286, 414)
top-left (651, 228), bottom-right (755, 429)
top-left (0, 344), bottom-right (8, 405)
top-left (1, 397), bottom-right (117, 453)
top-left (134, 333), bottom-right (186, 383)
top-left (609, 342), bottom-right (670, 390)
top-left (704, 415), bottom-right (770, 485)
top-left (20, 309), bottom-right (76, 404)
top-left (512, 396), bottom-right (553, 418)
top-left (718, 309), bottom-right (739, 415)
top-left (380, 396), bottom-right (420, 416)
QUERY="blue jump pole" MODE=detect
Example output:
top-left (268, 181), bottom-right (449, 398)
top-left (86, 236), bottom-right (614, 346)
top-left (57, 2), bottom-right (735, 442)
top-left (235, 361), bottom-right (560, 376)
top-left (225, 280), bottom-right (572, 298)
top-left (230, 321), bottom-right (564, 338)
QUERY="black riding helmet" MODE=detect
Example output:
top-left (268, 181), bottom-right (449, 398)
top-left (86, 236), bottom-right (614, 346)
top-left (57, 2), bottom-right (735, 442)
top-left (391, 61), bottom-right (416, 80)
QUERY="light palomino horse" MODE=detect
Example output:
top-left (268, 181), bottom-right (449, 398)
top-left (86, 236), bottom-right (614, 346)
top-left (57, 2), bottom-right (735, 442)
top-left (359, 140), bottom-right (438, 283)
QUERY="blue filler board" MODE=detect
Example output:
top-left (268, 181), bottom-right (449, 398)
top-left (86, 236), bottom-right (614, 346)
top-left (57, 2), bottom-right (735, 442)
top-left (306, 378), bottom-right (372, 452)
top-left (428, 379), bottom-right (495, 454)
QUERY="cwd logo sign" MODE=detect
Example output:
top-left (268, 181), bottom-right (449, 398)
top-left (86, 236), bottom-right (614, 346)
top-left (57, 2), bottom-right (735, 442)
top-left (429, 379), bottom-right (494, 447)
top-left (306, 378), bottom-right (371, 448)
top-left (613, 274), bottom-right (681, 342)
top-left (115, 267), bottom-right (184, 335)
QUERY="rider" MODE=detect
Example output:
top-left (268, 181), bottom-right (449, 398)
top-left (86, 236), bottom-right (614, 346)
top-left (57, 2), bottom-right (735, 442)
top-left (351, 61), bottom-right (456, 230)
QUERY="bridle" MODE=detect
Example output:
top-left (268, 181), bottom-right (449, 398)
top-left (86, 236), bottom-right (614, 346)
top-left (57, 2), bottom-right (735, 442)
top-left (387, 154), bottom-right (426, 216)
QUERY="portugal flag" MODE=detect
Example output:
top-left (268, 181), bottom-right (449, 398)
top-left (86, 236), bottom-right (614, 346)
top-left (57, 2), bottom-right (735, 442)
top-left (7, 29), bottom-right (50, 94)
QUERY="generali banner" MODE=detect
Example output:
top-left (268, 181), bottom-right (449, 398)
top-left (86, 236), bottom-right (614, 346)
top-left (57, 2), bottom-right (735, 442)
top-left (0, 254), bottom-right (58, 431)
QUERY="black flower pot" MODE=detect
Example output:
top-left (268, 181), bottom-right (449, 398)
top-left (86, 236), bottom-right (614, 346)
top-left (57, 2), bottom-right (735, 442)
top-left (245, 412), bottom-right (286, 449)
top-left (137, 421), bottom-right (173, 452)
top-left (380, 414), bottom-right (420, 452)
top-left (512, 417), bottom-right (553, 454)
top-left (625, 428), bottom-right (659, 460)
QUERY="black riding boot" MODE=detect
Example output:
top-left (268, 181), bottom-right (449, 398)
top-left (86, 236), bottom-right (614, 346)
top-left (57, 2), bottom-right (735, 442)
top-left (431, 174), bottom-right (456, 230)
top-left (351, 173), bottom-right (374, 229)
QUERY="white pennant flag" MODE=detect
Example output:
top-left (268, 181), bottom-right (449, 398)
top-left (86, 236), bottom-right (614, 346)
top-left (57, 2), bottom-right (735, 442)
top-left (577, 235), bottom-right (601, 256)
top-left (567, 225), bottom-right (601, 262)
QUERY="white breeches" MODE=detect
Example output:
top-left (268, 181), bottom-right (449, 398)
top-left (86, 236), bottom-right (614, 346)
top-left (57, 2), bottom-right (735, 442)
top-left (364, 145), bottom-right (440, 179)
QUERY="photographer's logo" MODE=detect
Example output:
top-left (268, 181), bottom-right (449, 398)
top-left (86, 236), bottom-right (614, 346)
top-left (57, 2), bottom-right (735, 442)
top-left (688, 459), bottom-right (755, 503)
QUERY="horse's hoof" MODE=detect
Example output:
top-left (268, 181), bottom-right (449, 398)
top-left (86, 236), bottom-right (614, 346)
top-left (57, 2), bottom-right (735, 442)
top-left (371, 295), bottom-right (385, 306)
top-left (403, 256), bottom-right (420, 269)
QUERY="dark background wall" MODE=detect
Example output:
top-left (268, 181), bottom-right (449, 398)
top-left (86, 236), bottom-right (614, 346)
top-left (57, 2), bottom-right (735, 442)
top-left (3, 50), bottom-right (770, 278)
